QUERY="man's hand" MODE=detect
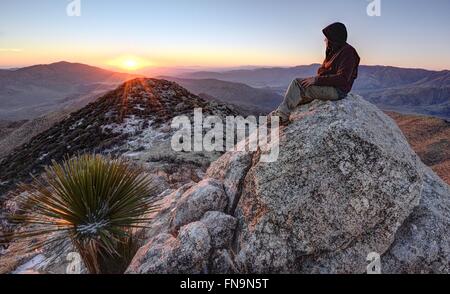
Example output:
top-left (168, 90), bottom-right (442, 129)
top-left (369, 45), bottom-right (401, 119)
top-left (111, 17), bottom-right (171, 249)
top-left (300, 77), bottom-right (317, 88)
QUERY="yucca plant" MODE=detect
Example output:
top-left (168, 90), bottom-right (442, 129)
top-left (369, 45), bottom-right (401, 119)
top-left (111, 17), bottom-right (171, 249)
top-left (6, 154), bottom-right (159, 274)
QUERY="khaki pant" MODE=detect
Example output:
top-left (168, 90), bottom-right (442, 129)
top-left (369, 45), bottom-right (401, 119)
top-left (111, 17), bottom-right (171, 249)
top-left (277, 78), bottom-right (341, 115)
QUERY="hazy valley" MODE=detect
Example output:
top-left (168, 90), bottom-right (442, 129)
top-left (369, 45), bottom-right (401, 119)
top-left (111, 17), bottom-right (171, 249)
top-left (180, 64), bottom-right (450, 119)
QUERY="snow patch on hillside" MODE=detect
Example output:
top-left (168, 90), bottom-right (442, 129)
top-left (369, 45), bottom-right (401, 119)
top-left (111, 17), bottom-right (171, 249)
top-left (101, 115), bottom-right (145, 135)
top-left (124, 124), bottom-right (169, 152)
top-left (101, 116), bottom-right (171, 157)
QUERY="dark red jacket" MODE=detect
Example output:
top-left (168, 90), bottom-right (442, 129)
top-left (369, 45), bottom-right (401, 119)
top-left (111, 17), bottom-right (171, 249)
top-left (315, 43), bottom-right (360, 94)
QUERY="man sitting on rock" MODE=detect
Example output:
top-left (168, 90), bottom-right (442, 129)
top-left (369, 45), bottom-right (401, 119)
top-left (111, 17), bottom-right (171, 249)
top-left (271, 22), bottom-right (360, 124)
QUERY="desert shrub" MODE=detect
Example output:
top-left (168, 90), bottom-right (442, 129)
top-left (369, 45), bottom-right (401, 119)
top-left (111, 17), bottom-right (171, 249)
top-left (6, 154), bottom-right (159, 274)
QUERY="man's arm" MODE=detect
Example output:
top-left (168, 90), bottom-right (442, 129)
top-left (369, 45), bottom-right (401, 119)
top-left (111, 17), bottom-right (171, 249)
top-left (315, 54), bottom-right (358, 87)
top-left (317, 63), bottom-right (327, 75)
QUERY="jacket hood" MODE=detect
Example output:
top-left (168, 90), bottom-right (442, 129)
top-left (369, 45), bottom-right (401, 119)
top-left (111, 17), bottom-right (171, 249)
top-left (323, 22), bottom-right (348, 44)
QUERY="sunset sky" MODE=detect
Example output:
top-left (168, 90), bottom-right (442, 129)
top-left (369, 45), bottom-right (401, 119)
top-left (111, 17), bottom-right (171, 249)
top-left (1, 0), bottom-right (450, 71)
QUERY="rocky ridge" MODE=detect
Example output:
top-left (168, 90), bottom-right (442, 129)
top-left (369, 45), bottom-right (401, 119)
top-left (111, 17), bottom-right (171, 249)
top-left (0, 78), bottom-right (239, 197)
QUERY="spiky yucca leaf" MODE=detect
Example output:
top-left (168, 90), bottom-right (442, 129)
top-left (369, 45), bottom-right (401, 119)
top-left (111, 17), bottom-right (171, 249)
top-left (5, 154), bottom-right (159, 274)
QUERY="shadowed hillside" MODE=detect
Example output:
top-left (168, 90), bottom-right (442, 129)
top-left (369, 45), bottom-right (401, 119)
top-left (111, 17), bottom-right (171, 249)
top-left (387, 112), bottom-right (450, 184)
top-left (159, 76), bottom-right (283, 115)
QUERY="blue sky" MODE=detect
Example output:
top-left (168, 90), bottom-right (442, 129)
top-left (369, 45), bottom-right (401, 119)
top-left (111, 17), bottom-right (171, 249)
top-left (1, 0), bottom-right (449, 70)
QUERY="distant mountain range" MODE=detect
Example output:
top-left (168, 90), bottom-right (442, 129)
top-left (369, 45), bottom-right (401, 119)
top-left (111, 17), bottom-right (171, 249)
top-left (2, 62), bottom-right (448, 121)
top-left (180, 64), bottom-right (450, 119)
top-left (0, 61), bottom-right (140, 121)
top-left (158, 76), bottom-right (283, 115)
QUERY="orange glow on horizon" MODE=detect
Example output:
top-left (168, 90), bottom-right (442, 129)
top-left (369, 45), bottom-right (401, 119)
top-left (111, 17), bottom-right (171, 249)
top-left (0, 46), bottom-right (448, 72)
top-left (106, 56), bottom-right (154, 71)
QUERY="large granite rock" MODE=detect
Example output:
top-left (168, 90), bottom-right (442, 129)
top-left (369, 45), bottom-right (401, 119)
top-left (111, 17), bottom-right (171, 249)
top-left (200, 211), bottom-right (237, 249)
top-left (170, 179), bottom-right (228, 232)
top-left (81, 94), bottom-right (450, 274)
top-left (127, 222), bottom-right (211, 274)
top-left (382, 166), bottom-right (450, 273)
top-left (207, 151), bottom-right (254, 213)
top-left (233, 95), bottom-right (425, 273)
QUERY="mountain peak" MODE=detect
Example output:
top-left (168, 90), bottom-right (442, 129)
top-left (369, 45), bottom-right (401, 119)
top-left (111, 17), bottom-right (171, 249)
top-left (0, 78), bottom-right (239, 195)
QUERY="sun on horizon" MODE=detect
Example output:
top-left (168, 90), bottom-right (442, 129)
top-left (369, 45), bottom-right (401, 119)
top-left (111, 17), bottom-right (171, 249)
top-left (106, 56), bottom-right (153, 72)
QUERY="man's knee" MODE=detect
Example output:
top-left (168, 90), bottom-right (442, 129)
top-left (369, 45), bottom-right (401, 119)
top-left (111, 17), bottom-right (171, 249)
top-left (293, 79), bottom-right (307, 97)
top-left (288, 78), bottom-right (301, 90)
top-left (294, 78), bottom-right (305, 87)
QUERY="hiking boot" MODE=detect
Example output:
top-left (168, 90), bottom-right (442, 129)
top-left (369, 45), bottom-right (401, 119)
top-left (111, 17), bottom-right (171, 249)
top-left (268, 110), bottom-right (290, 125)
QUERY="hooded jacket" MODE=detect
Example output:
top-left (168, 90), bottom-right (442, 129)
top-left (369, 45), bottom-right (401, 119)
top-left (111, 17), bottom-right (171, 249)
top-left (315, 22), bottom-right (360, 95)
